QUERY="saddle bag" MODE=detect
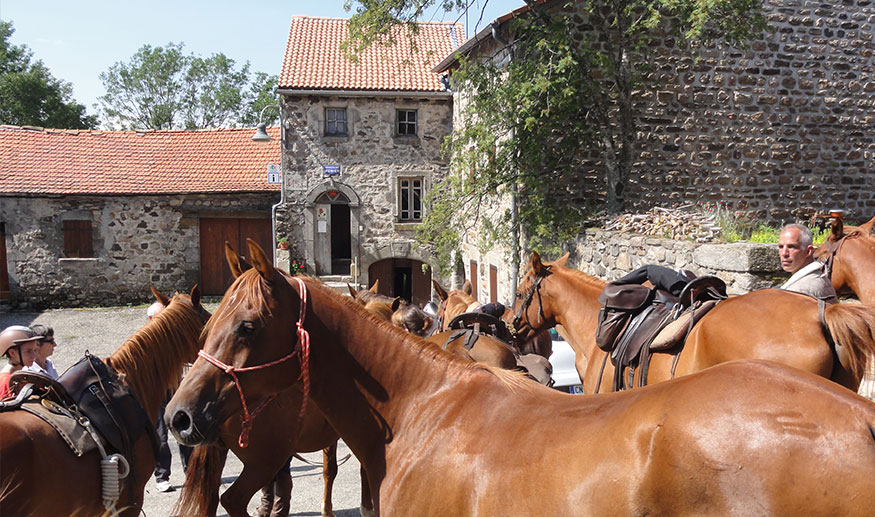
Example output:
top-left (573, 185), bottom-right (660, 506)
top-left (596, 283), bottom-right (654, 352)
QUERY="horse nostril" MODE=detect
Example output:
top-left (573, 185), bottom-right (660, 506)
top-left (170, 409), bottom-right (192, 434)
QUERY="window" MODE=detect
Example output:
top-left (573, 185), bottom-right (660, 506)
top-left (325, 108), bottom-right (348, 136)
top-left (398, 177), bottom-right (423, 222)
top-left (396, 109), bottom-right (417, 136)
top-left (63, 220), bottom-right (93, 258)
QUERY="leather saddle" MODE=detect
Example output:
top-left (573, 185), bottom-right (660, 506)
top-left (596, 275), bottom-right (727, 391)
top-left (5, 352), bottom-right (159, 460)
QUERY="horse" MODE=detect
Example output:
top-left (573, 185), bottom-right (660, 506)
top-left (512, 251), bottom-right (875, 394)
top-left (166, 239), bottom-right (875, 515)
top-left (0, 286), bottom-right (207, 517)
top-left (174, 243), bottom-right (373, 517)
top-left (816, 215), bottom-right (875, 304)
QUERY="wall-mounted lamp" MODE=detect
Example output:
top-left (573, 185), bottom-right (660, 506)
top-left (252, 104), bottom-right (280, 142)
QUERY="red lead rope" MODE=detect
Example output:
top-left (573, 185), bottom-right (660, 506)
top-left (197, 276), bottom-right (311, 448)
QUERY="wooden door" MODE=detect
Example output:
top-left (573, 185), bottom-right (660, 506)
top-left (368, 258), bottom-right (431, 305)
top-left (0, 223), bottom-right (8, 300)
top-left (200, 217), bottom-right (271, 295)
top-left (489, 265), bottom-right (498, 303)
top-left (469, 261), bottom-right (478, 301)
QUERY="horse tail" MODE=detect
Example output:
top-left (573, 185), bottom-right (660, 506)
top-left (824, 303), bottom-right (875, 379)
top-left (174, 445), bottom-right (227, 517)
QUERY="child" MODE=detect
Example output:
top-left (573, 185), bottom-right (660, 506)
top-left (0, 326), bottom-right (42, 399)
top-left (23, 324), bottom-right (59, 379)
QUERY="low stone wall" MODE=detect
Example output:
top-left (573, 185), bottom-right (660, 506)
top-left (572, 230), bottom-right (785, 294)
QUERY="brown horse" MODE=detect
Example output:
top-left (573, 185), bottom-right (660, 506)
top-left (512, 251), bottom-right (875, 394)
top-left (816, 215), bottom-right (875, 304)
top-left (174, 244), bottom-right (373, 517)
top-left (167, 240), bottom-right (875, 515)
top-left (0, 286), bottom-right (207, 517)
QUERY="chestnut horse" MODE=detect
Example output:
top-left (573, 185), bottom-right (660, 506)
top-left (174, 244), bottom-right (373, 517)
top-left (167, 240), bottom-right (875, 515)
top-left (512, 251), bottom-right (875, 394)
top-left (816, 215), bottom-right (875, 304)
top-left (0, 286), bottom-right (207, 516)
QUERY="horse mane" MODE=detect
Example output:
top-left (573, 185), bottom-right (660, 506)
top-left (557, 264), bottom-right (608, 289)
top-left (106, 295), bottom-right (203, 413)
top-left (364, 300), bottom-right (394, 322)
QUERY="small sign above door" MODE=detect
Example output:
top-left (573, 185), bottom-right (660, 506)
top-left (323, 165), bottom-right (341, 177)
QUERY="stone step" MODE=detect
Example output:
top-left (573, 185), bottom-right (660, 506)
top-left (316, 275), bottom-right (359, 296)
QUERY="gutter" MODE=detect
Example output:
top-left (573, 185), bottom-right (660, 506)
top-left (277, 88), bottom-right (452, 99)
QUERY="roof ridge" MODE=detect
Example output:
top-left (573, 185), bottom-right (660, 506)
top-left (290, 15), bottom-right (461, 26)
top-left (0, 125), bottom-right (279, 135)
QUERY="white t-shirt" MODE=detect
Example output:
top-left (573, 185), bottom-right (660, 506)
top-left (22, 358), bottom-right (59, 380)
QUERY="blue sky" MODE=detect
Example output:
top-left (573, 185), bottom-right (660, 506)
top-left (0, 0), bottom-right (523, 115)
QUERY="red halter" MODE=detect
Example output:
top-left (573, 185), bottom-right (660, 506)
top-left (197, 276), bottom-right (311, 448)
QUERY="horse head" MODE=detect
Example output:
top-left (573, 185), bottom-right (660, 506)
top-left (511, 251), bottom-right (567, 340)
top-left (167, 238), bottom-right (307, 447)
top-left (432, 279), bottom-right (479, 331)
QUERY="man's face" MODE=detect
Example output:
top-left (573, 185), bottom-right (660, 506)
top-left (778, 228), bottom-right (813, 274)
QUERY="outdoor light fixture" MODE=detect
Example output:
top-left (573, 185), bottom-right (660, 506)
top-left (252, 104), bottom-right (280, 142)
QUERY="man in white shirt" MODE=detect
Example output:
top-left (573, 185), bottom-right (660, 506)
top-left (778, 223), bottom-right (838, 304)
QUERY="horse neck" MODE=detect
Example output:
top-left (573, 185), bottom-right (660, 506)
top-left (839, 237), bottom-right (875, 304)
top-left (546, 269), bottom-right (605, 360)
top-left (306, 285), bottom-right (483, 462)
top-left (106, 305), bottom-right (202, 422)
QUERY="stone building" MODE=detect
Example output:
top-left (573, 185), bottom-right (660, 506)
top-left (0, 125), bottom-right (280, 308)
top-left (436, 0), bottom-right (875, 304)
top-left (272, 16), bottom-right (462, 304)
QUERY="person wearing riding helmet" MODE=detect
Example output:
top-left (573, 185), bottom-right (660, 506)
top-left (0, 326), bottom-right (42, 400)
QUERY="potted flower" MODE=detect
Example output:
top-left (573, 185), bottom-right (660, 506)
top-left (277, 237), bottom-right (290, 250)
top-left (290, 259), bottom-right (306, 276)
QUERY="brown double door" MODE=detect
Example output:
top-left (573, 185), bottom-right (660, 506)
top-left (368, 258), bottom-right (430, 305)
top-left (199, 217), bottom-right (271, 295)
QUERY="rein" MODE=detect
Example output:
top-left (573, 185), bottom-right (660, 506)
top-left (512, 266), bottom-right (550, 331)
top-left (821, 234), bottom-right (847, 280)
top-left (197, 276), bottom-right (311, 448)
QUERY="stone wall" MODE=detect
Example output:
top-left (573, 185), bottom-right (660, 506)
top-left (1, 193), bottom-right (275, 309)
top-left (277, 93), bottom-right (453, 286)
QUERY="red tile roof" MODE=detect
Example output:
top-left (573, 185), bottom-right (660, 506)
top-left (280, 16), bottom-right (463, 92)
top-left (0, 125), bottom-right (281, 195)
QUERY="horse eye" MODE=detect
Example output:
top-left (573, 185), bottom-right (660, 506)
top-left (237, 321), bottom-right (257, 336)
top-left (516, 292), bottom-right (523, 299)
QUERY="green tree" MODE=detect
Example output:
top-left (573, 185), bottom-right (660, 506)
top-left (98, 43), bottom-right (275, 130)
top-left (344, 0), bottom-right (767, 273)
top-left (239, 71), bottom-right (280, 127)
top-left (0, 20), bottom-right (96, 129)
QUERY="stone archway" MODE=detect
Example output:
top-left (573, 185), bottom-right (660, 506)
top-left (304, 182), bottom-right (361, 276)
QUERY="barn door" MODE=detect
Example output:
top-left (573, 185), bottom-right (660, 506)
top-left (368, 258), bottom-right (431, 305)
top-left (0, 223), bottom-right (8, 300)
top-left (199, 217), bottom-right (271, 295)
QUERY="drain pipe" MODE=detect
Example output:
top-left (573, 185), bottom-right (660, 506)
top-left (271, 120), bottom-right (286, 265)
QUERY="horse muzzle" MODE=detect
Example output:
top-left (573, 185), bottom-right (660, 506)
top-left (166, 403), bottom-right (215, 446)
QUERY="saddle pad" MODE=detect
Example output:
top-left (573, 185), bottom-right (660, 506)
top-left (650, 300), bottom-right (717, 351)
top-left (20, 399), bottom-right (98, 457)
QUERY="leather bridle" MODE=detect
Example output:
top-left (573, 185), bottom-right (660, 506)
top-left (821, 234), bottom-right (847, 280)
top-left (512, 266), bottom-right (550, 332)
top-left (197, 276), bottom-right (311, 448)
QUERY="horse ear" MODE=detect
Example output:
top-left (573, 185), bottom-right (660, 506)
top-left (831, 218), bottom-right (844, 240)
top-left (347, 283), bottom-right (358, 298)
top-left (554, 252), bottom-right (570, 267)
top-left (531, 251), bottom-right (544, 275)
top-left (246, 238), bottom-right (273, 280)
top-left (151, 287), bottom-right (171, 307)
top-left (225, 241), bottom-right (246, 279)
top-left (369, 280), bottom-right (380, 293)
top-left (462, 280), bottom-right (473, 296)
top-left (391, 297), bottom-right (403, 312)
top-left (190, 284), bottom-right (201, 307)
top-left (433, 279), bottom-right (448, 301)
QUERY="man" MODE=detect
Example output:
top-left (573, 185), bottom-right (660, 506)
top-left (777, 223), bottom-right (838, 304)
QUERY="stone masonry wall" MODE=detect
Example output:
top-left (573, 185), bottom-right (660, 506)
top-left (1, 193), bottom-right (274, 309)
top-left (559, 0), bottom-right (875, 222)
top-left (277, 94), bottom-right (453, 284)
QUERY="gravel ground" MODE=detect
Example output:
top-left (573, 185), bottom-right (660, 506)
top-left (1, 304), bottom-right (364, 517)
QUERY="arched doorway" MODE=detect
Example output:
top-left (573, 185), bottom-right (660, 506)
top-left (314, 191), bottom-right (352, 275)
top-left (368, 258), bottom-right (431, 305)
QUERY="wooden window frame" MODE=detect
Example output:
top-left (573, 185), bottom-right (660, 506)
top-left (396, 109), bottom-right (417, 136)
top-left (325, 107), bottom-right (348, 136)
top-left (398, 177), bottom-right (424, 222)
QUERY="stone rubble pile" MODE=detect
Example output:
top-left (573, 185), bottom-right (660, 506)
top-left (602, 205), bottom-right (721, 243)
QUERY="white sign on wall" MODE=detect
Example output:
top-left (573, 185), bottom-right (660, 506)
top-left (267, 164), bottom-right (281, 184)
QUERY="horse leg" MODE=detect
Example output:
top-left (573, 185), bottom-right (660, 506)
top-left (220, 459), bottom-right (289, 517)
top-left (360, 464), bottom-right (375, 517)
top-left (321, 442), bottom-right (338, 517)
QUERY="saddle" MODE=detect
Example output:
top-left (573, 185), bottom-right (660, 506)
top-left (5, 352), bottom-right (159, 460)
top-left (595, 275), bottom-right (727, 391)
top-left (445, 312), bottom-right (515, 350)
